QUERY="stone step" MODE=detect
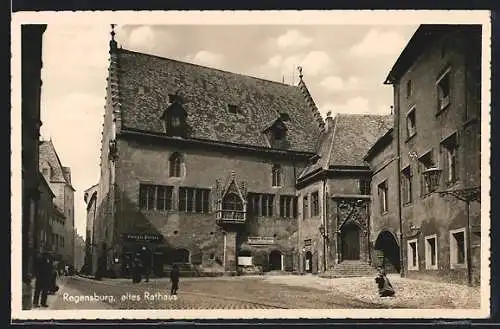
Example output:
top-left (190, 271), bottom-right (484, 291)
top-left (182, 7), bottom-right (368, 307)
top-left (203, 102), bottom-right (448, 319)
top-left (319, 261), bottom-right (377, 279)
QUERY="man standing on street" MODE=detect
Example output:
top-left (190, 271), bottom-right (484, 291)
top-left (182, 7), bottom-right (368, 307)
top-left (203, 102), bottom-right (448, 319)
top-left (33, 252), bottom-right (52, 307)
top-left (141, 246), bottom-right (152, 283)
top-left (170, 264), bottom-right (180, 295)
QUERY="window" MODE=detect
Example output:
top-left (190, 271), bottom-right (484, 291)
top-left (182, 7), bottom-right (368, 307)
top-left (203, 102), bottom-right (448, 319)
top-left (222, 193), bottom-right (243, 211)
top-left (441, 133), bottom-right (459, 184)
top-left (279, 195), bottom-right (297, 218)
top-left (248, 193), bottom-right (260, 216)
top-left (437, 69), bottom-right (451, 111)
top-left (272, 164), bottom-right (282, 187)
top-left (311, 192), bottom-right (319, 217)
top-left (279, 112), bottom-right (290, 121)
top-left (407, 239), bottom-right (419, 270)
top-left (179, 187), bottom-right (210, 213)
top-left (303, 195), bottom-right (309, 220)
top-left (406, 79), bottom-right (412, 98)
top-left (402, 166), bottom-right (413, 205)
top-left (359, 177), bottom-right (371, 195)
top-left (42, 168), bottom-right (49, 176)
top-left (406, 107), bottom-right (416, 139)
top-left (169, 153), bottom-right (182, 177)
top-left (228, 104), bottom-right (239, 114)
top-left (261, 194), bottom-right (274, 217)
top-left (418, 151), bottom-right (438, 196)
top-left (378, 181), bottom-right (389, 213)
top-left (139, 184), bottom-right (174, 211)
top-left (425, 235), bottom-right (438, 270)
top-left (450, 228), bottom-right (466, 268)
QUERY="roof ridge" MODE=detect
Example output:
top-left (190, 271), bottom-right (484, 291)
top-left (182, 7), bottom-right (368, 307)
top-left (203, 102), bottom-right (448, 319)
top-left (325, 115), bottom-right (339, 169)
top-left (118, 48), bottom-right (301, 90)
top-left (297, 79), bottom-right (325, 132)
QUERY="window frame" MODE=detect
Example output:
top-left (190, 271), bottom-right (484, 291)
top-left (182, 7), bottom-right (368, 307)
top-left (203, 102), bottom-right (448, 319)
top-left (436, 67), bottom-right (452, 113)
top-left (424, 234), bottom-right (438, 270)
top-left (311, 191), bottom-right (319, 217)
top-left (418, 150), bottom-right (438, 197)
top-left (407, 238), bottom-right (419, 271)
top-left (302, 195), bottom-right (309, 220)
top-left (272, 164), bottom-right (282, 187)
top-left (378, 180), bottom-right (389, 214)
top-left (169, 153), bottom-right (183, 178)
top-left (441, 133), bottom-right (459, 185)
top-left (401, 166), bottom-right (413, 205)
top-left (449, 227), bottom-right (467, 269)
top-left (406, 106), bottom-right (417, 140)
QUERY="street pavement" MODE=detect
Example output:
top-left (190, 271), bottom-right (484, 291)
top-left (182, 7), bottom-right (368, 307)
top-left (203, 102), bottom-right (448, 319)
top-left (42, 275), bottom-right (381, 310)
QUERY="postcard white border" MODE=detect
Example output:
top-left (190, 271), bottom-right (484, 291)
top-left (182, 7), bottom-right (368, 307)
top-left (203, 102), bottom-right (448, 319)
top-left (11, 10), bottom-right (491, 320)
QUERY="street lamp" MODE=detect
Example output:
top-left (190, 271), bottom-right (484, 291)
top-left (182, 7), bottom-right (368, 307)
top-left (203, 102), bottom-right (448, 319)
top-left (422, 168), bottom-right (481, 286)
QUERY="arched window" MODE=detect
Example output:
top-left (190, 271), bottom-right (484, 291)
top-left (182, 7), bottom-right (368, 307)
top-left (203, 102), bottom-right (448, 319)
top-left (169, 153), bottom-right (182, 177)
top-left (222, 193), bottom-right (243, 211)
top-left (272, 164), bottom-right (282, 187)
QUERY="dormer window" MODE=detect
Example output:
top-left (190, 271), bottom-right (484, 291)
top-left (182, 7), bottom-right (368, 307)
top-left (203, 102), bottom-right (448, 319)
top-left (279, 112), bottom-right (290, 121)
top-left (163, 101), bottom-right (187, 138)
top-left (263, 117), bottom-right (288, 149)
top-left (228, 104), bottom-right (239, 114)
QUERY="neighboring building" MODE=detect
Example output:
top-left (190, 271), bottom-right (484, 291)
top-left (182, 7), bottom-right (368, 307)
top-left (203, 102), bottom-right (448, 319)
top-left (381, 24), bottom-right (482, 285)
top-left (83, 184), bottom-right (98, 275)
top-left (50, 205), bottom-right (67, 268)
top-left (74, 232), bottom-right (86, 273)
top-left (93, 33), bottom-right (324, 277)
top-left (36, 173), bottom-right (54, 255)
top-left (39, 140), bottom-right (76, 268)
top-left (297, 113), bottom-right (392, 275)
top-left (21, 24), bottom-right (47, 296)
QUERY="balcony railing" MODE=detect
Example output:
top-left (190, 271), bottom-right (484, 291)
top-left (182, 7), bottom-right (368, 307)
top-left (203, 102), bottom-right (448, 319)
top-left (215, 209), bottom-right (246, 224)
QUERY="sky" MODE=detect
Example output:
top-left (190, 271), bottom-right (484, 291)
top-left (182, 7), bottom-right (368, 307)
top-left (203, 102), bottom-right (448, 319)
top-left (39, 24), bottom-right (418, 237)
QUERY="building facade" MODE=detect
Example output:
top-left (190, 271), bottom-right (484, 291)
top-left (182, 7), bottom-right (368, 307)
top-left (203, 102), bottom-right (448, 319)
top-left (36, 173), bottom-right (55, 256)
top-left (93, 34), bottom-right (325, 277)
top-left (21, 25), bottom-right (47, 294)
top-left (39, 140), bottom-right (76, 268)
top-left (381, 25), bottom-right (482, 285)
top-left (83, 184), bottom-right (98, 275)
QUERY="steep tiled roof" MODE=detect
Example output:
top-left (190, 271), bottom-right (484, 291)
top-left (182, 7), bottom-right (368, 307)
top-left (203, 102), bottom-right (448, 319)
top-left (328, 114), bottom-right (393, 167)
top-left (299, 114), bottom-right (393, 179)
top-left (39, 140), bottom-right (75, 190)
top-left (114, 48), bottom-right (323, 153)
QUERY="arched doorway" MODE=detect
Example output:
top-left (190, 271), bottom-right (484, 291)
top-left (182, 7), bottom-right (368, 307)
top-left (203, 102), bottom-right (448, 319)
top-left (173, 248), bottom-right (190, 263)
top-left (304, 251), bottom-right (313, 273)
top-left (269, 250), bottom-right (282, 271)
top-left (341, 222), bottom-right (361, 260)
top-left (374, 230), bottom-right (400, 273)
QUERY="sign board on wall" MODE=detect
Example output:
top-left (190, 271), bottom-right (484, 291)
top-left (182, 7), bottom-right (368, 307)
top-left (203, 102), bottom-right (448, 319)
top-left (122, 233), bottom-right (164, 243)
top-left (238, 256), bottom-right (253, 266)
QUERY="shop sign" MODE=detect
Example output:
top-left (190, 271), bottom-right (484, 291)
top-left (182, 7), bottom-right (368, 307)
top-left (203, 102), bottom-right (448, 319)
top-left (122, 233), bottom-right (163, 243)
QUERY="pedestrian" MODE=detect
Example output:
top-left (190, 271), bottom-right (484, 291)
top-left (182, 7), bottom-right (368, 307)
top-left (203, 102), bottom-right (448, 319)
top-left (33, 252), bottom-right (52, 307)
top-left (141, 246), bottom-right (152, 283)
top-left (48, 262), bottom-right (59, 295)
top-left (375, 266), bottom-right (395, 297)
top-left (132, 255), bottom-right (142, 284)
top-left (170, 264), bottom-right (180, 295)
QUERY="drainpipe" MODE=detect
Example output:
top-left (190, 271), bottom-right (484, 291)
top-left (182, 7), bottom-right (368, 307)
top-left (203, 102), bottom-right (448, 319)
top-left (395, 81), bottom-right (405, 277)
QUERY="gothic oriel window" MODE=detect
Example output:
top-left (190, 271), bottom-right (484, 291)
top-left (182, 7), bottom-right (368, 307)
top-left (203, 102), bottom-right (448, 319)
top-left (163, 98), bottom-right (187, 138)
top-left (169, 153), bottom-right (183, 177)
top-left (272, 164), bottom-right (282, 187)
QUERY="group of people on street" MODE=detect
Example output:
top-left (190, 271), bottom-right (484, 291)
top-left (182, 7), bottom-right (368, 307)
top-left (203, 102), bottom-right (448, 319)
top-left (32, 252), bottom-right (61, 308)
top-left (129, 246), bottom-right (180, 295)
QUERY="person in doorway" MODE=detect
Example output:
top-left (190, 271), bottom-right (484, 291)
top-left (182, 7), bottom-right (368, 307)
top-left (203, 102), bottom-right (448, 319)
top-left (33, 252), bottom-right (52, 307)
top-left (375, 266), bottom-right (395, 297)
top-left (170, 264), bottom-right (180, 295)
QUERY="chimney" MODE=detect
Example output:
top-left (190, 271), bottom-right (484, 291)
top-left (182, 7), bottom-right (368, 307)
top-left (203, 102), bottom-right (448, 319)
top-left (325, 111), bottom-right (334, 132)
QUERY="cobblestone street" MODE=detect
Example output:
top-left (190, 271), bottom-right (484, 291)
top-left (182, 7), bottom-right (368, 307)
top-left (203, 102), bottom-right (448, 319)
top-left (36, 274), bottom-right (480, 311)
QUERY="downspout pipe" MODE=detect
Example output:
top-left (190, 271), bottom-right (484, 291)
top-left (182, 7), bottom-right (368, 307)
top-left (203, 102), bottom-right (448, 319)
top-left (395, 81), bottom-right (405, 278)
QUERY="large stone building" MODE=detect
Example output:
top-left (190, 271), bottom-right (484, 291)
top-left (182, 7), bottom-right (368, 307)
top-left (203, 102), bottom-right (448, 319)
top-left (93, 25), bottom-right (482, 285)
top-left (39, 140), bottom-right (76, 268)
top-left (36, 173), bottom-right (55, 255)
top-left (372, 24), bottom-right (482, 285)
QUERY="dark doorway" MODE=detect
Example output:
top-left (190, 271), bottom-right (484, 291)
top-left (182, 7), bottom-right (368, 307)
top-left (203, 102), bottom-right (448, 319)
top-left (341, 222), bottom-right (361, 260)
top-left (173, 248), bottom-right (190, 263)
top-left (269, 250), bottom-right (282, 271)
top-left (305, 251), bottom-right (313, 273)
top-left (374, 230), bottom-right (401, 273)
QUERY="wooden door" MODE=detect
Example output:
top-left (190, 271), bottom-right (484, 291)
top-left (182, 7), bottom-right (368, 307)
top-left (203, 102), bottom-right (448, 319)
top-left (341, 223), bottom-right (360, 260)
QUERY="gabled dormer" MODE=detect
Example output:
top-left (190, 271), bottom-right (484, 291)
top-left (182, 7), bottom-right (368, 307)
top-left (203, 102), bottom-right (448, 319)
top-left (161, 94), bottom-right (187, 138)
top-left (262, 117), bottom-right (289, 149)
